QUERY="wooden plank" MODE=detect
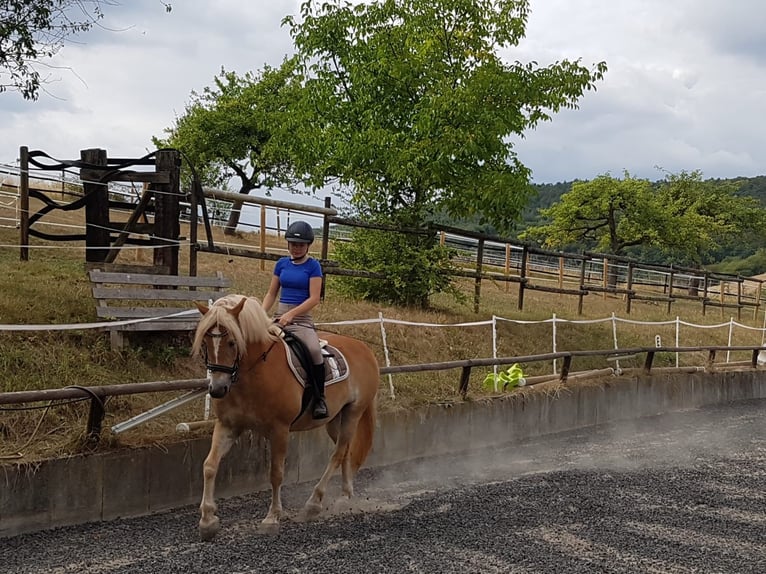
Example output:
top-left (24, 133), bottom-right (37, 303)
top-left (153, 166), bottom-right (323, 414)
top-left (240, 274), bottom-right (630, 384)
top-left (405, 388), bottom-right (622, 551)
top-left (92, 287), bottom-right (226, 302)
top-left (88, 270), bottom-right (231, 289)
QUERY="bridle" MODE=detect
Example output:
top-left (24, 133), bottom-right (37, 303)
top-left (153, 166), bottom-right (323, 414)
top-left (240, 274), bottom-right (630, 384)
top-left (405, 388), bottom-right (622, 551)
top-left (202, 328), bottom-right (278, 386)
top-left (202, 328), bottom-right (241, 384)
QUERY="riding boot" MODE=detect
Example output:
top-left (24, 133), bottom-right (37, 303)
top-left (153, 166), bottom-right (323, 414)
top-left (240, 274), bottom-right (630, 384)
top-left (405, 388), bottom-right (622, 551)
top-left (311, 363), bottom-right (328, 419)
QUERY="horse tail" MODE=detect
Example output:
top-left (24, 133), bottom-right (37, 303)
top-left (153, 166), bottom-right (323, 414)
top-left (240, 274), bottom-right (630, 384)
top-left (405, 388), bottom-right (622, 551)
top-left (350, 394), bottom-right (377, 473)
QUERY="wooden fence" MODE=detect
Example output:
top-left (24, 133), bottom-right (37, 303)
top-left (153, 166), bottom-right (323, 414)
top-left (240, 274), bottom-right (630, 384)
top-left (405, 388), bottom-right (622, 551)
top-left (1, 345), bottom-right (764, 443)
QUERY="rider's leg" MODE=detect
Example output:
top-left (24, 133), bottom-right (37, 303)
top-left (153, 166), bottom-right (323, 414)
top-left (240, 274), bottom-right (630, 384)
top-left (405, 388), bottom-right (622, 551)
top-left (311, 362), bottom-right (328, 419)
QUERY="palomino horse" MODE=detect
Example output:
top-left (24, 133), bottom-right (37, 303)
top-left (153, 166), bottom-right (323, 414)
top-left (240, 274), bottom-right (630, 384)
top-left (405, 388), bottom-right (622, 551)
top-left (191, 294), bottom-right (379, 541)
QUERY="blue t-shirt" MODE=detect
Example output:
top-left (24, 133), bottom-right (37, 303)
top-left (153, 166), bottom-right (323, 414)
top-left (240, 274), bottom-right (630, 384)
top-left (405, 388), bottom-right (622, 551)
top-left (274, 256), bottom-right (323, 305)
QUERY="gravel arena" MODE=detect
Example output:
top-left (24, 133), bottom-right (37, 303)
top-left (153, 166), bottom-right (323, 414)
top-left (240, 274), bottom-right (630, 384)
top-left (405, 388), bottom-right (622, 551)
top-left (2, 399), bottom-right (765, 574)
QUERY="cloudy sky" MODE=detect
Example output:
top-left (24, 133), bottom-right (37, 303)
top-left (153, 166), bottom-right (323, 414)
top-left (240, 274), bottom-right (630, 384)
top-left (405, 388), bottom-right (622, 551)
top-left (1, 0), bottom-right (764, 187)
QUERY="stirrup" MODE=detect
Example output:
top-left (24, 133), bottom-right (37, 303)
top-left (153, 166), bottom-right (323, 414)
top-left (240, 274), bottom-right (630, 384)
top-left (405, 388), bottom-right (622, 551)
top-left (312, 398), bottom-right (328, 419)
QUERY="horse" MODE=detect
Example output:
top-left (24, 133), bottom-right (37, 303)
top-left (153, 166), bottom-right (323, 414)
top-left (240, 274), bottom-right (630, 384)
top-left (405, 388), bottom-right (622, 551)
top-left (191, 294), bottom-right (379, 541)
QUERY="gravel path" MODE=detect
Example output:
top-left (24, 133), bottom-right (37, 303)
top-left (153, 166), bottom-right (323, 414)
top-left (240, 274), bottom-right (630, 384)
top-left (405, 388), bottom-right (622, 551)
top-left (3, 399), bottom-right (766, 573)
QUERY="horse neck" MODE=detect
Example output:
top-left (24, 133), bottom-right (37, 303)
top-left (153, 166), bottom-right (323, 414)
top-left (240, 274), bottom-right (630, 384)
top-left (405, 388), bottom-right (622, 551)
top-left (243, 335), bottom-right (281, 367)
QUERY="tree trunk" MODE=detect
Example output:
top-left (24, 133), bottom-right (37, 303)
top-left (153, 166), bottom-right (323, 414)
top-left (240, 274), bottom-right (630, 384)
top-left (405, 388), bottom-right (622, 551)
top-left (223, 185), bottom-right (255, 236)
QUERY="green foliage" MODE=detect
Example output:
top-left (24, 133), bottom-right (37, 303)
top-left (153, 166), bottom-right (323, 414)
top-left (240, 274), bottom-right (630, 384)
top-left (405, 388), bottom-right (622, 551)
top-left (522, 170), bottom-right (766, 268)
top-left (281, 0), bottom-right (605, 306)
top-left (522, 172), bottom-right (661, 254)
top-left (708, 248), bottom-right (766, 277)
top-left (654, 170), bottom-right (766, 266)
top-left (333, 227), bottom-right (464, 308)
top-left (284, 0), bottom-right (607, 234)
top-left (154, 61), bottom-right (304, 232)
top-left (0, 1), bottom-right (109, 100)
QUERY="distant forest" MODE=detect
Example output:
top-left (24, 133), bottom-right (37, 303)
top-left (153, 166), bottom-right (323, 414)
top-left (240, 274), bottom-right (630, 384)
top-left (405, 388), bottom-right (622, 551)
top-left (435, 175), bottom-right (766, 277)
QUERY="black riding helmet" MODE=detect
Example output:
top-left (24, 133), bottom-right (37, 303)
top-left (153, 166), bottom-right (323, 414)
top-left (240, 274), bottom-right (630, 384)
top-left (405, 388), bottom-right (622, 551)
top-left (285, 220), bottom-right (314, 244)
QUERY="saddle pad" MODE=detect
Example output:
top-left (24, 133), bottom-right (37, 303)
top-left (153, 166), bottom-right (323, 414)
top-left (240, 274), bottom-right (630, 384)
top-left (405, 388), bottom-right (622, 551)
top-left (281, 339), bottom-right (349, 388)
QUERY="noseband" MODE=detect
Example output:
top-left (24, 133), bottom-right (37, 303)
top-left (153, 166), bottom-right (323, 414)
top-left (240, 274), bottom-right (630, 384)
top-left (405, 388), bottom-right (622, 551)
top-left (203, 329), bottom-right (241, 385)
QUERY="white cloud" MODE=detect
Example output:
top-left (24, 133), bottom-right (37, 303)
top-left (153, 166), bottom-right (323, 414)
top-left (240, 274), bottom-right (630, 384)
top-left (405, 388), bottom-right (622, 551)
top-left (0, 0), bottom-right (763, 186)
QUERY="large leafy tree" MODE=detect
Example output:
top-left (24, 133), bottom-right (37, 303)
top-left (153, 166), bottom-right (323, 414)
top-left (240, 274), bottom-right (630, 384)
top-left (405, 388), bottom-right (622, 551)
top-left (522, 170), bottom-right (766, 268)
top-left (521, 172), bottom-right (661, 256)
top-left (283, 0), bottom-right (606, 306)
top-left (655, 170), bottom-right (766, 267)
top-left (285, 0), bottom-right (606, 230)
top-left (0, 1), bottom-right (123, 100)
top-left (155, 61), bottom-right (301, 235)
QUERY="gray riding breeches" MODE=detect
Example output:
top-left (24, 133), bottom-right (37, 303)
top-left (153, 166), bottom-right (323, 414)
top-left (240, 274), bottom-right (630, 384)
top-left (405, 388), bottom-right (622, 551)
top-left (275, 303), bottom-right (322, 364)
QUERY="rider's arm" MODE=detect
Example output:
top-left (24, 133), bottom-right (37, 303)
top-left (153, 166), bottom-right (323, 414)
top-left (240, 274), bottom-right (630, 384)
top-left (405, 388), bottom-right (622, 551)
top-left (262, 275), bottom-right (281, 312)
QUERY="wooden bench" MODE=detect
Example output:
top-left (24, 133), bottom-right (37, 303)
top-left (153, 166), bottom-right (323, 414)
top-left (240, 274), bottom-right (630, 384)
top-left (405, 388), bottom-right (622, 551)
top-left (88, 269), bottom-right (231, 350)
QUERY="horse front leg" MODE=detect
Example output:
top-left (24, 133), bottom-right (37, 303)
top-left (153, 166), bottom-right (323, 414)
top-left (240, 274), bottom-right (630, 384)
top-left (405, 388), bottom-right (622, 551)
top-left (260, 427), bottom-right (289, 534)
top-left (199, 422), bottom-right (237, 541)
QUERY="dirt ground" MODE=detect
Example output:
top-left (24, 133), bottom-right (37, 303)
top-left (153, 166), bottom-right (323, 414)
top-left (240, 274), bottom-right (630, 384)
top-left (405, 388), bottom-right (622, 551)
top-left (3, 399), bottom-right (766, 574)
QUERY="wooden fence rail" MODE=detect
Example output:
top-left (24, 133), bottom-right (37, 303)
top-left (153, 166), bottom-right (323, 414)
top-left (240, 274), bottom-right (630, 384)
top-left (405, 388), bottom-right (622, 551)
top-left (2, 345), bottom-right (764, 444)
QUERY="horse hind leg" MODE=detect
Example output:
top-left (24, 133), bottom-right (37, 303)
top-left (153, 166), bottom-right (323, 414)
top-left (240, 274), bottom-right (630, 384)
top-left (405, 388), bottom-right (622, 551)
top-left (199, 423), bottom-right (238, 541)
top-left (301, 415), bottom-right (360, 521)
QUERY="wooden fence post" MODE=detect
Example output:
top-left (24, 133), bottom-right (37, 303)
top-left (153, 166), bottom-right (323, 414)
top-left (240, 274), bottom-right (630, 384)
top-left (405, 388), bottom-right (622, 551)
top-left (19, 146), bottom-right (29, 261)
top-left (625, 261), bottom-right (634, 314)
top-left (320, 197), bottom-right (332, 300)
top-left (260, 205), bottom-right (266, 271)
top-left (153, 149), bottom-right (181, 275)
top-left (80, 148), bottom-right (110, 263)
top-left (578, 256), bottom-right (587, 315)
top-left (518, 246), bottom-right (528, 311)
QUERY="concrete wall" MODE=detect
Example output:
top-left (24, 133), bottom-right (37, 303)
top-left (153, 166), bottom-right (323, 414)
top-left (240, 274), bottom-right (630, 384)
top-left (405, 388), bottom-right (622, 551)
top-left (2, 370), bottom-right (765, 537)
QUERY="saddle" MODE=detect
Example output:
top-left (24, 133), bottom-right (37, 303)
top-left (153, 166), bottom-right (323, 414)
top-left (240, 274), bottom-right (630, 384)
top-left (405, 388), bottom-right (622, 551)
top-left (280, 331), bottom-right (349, 389)
top-left (281, 331), bottom-right (349, 421)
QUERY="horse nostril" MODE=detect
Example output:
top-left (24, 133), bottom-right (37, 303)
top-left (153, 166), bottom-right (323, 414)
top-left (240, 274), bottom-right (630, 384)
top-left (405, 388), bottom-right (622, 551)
top-left (208, 384), bottom-right (228, 399)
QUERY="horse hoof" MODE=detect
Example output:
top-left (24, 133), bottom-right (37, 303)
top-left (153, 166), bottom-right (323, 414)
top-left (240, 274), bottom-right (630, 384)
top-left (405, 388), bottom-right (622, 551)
top-left (298, 502), bottom-right (323, 522)
top-left (199, 516), bottom-right (221, 541)
top-left (258, 521), bottom-right (281, 536)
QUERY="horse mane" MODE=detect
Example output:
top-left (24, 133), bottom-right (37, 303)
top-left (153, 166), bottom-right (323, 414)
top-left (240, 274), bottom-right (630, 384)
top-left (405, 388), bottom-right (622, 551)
top-left (192, 294), bottom-right (280, 358)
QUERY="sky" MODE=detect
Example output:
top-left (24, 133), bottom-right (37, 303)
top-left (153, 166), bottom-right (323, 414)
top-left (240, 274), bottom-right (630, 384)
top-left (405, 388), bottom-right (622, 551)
top-left (1, 0), bottom-right (764, 189)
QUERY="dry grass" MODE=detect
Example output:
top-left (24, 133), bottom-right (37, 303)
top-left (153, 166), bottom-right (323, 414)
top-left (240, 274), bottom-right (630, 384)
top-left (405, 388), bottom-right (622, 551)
top-left (1, 199), bottom-right (764, 463)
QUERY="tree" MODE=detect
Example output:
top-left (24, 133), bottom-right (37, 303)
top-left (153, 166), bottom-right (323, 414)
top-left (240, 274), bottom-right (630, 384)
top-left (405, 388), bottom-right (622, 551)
top-left (0, 1), bottom-right (116, 100)
top-left (522, 170), bottom-right (766, 269)
top-left (521, 172), bottom-right (661, 255)
top-left (654, 170), bottom-right (766, 267)
top-left (283, 0), bottom-right (606, 306)
top-left (154, 61), bottom-right (302, 235)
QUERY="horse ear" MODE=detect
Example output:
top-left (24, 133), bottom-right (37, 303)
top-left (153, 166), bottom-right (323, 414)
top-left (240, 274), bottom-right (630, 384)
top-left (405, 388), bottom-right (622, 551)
top-left (230, 296), bottom-right (247, 317)
top-left (195, 301), bottom-right (210, 315)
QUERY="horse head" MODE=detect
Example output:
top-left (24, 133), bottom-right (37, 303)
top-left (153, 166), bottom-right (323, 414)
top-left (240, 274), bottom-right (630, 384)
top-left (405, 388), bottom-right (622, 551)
top-left (194, 295), bottom-right (248, 398)
top-left (192, 294), bottom-right (279, 398)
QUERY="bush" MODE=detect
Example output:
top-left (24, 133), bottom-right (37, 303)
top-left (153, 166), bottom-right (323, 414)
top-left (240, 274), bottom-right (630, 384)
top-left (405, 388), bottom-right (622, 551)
top-left (333, 227), bottom-right (463, 308)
